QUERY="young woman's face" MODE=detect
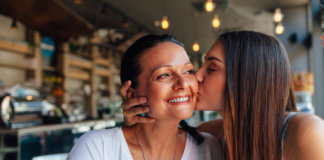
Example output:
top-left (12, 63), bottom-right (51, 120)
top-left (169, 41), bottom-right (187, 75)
top-left (195, 41), bottom-right (226, 116)
top-left (134, 42), bottom-right (198, 120)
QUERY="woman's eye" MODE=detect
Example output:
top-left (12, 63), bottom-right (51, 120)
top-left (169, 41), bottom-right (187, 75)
top-left (156, 73), bottom-right (170, 79)
top-left (207, 68), bottom-right (217, 72)
top-left (185, 69), bottom-right (195, 74)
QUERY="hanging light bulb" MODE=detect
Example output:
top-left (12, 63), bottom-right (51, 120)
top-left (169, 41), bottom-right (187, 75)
top-left (275, 23), bottom-right (284, 35)
top-left (192, 41), bottom-right (200, 52)
top-left (161, 16), bottom-right (169, 30)
top-left (273, 8), bottom-right (284, 23)
top-left (122, 18), bottom-right (129, 28)
top-left (74, 0), bottom-right (83, 5)
top-left (212, 14), bottom-right (220, 28)
top-left (11, 19), bottom-right (17, 29)
top-left (205, 0), bottom-right (216, 12)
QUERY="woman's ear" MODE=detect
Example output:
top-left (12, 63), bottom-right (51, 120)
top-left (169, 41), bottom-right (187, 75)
top-left (127, 87), bottom-right (137, 99)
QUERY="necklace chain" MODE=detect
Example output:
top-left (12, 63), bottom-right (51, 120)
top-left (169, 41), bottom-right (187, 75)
top-left (134, 127), bottom-right (179, 160)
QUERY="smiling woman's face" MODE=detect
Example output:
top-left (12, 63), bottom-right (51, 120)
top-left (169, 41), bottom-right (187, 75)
top-left (134, 42), bottom-right (198, 120)
top-left (195, 41), bottom-right (226, 116)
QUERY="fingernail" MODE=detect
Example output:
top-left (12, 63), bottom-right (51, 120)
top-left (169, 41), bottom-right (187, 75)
top-left (145, 107), bottom-right (150, 112)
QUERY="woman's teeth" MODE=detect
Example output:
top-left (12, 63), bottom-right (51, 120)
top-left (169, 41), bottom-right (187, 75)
top-left (168, 97), bottom-right (189, 103)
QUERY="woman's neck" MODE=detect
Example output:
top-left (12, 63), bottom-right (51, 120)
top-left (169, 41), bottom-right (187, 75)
top-left (123, 119), bottom-right (187, 160)
top-left (136, 120), bottom-right (180, 148)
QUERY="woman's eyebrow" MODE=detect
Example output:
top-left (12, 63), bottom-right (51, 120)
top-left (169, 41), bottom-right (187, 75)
top-left (150, 61), bottom-right (192, 76)
top-left (205, 56), bottom-right (224, 63)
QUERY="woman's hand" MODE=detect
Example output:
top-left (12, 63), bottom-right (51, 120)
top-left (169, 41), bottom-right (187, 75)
top-left (120, 81), bottom-right (156, 126)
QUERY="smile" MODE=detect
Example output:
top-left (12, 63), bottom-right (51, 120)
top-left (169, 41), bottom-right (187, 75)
top-left (167, 96), bottom-right (190, 103)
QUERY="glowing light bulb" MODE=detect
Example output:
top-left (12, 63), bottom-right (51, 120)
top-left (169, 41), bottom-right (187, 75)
top-left (161, 16), bottom-right (169, 30)
top-left (212, 15), bottom-right (220, 28)
top-left (26, 96), bottom-right (33, 101)
top-left (275, 23), bottom-right (284, 35)
top-left (192, 42), bottom-right (200, 52)
top-left (74, 0), bottom-right (82, 4)
top-left (273, 8), bottom-right (284, 23)
top-left (204, 0), bottom-right (215, 12)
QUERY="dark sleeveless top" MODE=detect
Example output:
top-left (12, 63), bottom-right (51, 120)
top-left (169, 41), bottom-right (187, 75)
top-left (281, 112), bottom-right (298, 159)
top-left (220, 112), bottom-right (299, 159)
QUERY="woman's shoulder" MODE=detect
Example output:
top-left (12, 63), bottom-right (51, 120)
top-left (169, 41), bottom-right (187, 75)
top-left (197, 118), bottom-right (224, 142)
top-left (184, 131), bottom-right (224, 160)
top-left (67, 127), bottom-right (124, 160)
top-left (286, 113), bottom-right (324, 139)
top-left (77, 127), bottom-right (121, 143)
top-left (84, 127), bottom-right (121, 137)
top-left (284, 113), bottom-right (324, 159)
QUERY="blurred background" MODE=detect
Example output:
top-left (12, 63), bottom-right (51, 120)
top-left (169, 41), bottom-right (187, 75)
top-left (0, 0), bottom-right (323, 159)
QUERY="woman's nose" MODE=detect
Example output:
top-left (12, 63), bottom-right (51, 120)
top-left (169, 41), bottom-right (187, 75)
top-left (173, 75), bottom-right (188, 90)
top-left (195, 67), bottom-right (204, 83)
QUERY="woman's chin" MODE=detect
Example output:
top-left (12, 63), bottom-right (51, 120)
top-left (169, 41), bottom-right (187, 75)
top-left (177, 110), bottom-right (194, 120)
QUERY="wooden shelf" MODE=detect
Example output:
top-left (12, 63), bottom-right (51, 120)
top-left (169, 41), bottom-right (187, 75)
top-left (94, 68), bottom-right (111, 77)
top-left (69, 57), bottom-right (92, 69)
top-left (0, 63), bottom-right (32, 70)
top-left (0, 39), bottom-right (30, 54)
top-left (94, 58), bottom-right (110, 67)
top-left (68, 70), bottom-right (90, 80)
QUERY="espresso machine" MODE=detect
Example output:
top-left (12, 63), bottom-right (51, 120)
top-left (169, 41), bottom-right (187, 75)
top-left (0, 86), bottom-right (54, 129)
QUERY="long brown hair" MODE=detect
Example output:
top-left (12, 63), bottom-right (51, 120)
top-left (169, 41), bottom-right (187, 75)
top-left (220, 31), bottom-right (296, 160)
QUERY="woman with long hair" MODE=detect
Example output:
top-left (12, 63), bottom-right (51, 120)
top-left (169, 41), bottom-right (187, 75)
top-left (121, 31), bottom-right (324, 160)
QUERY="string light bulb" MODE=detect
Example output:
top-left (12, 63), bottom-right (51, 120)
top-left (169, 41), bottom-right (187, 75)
top-left (205, 0), bottom-right (216, 12)
top-left (122, 18), bottom-right (129, 28)
top-left (212, 14), bottom-right (220, 28)
top-left (273, 8), bottom-right (284, 23)
top-left (275, 23), bottom-right (284, 35)
top-left (74, 0), bottom-right (83, 5)
top-left (161, 16), bottom-right (169, 30)
top-left (192, 41), bottom-right (200, 52)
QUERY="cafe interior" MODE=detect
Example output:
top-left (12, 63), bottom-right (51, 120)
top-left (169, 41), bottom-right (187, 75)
top-left (0, 0), bottom-right (323, 159)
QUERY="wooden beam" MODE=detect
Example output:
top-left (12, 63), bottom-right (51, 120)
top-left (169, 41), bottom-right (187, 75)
top-left (34, 31), bottom-right (42, 88)
top-left (69, 57), bottom-right (93, 69)
top-left (0, 39), bottom-right (30, 55)
top-left (94, 58), bottom-right (110, 67)
top-left (68, 70), bottom-right (90, 81)
top-left (94, 68), bottom-right (111, 77)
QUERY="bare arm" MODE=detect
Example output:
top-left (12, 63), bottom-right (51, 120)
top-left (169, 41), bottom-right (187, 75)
top-left (284, 113), bottom-right (324, 160)
top-left (197, 118), bottom-right (224, 143)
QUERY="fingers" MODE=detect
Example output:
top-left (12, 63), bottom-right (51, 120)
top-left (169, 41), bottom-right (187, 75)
top-left (123, 106), bottom-right (156, 126)
top-left (136, 116), bottom-right (156, 123)
top-left (120, 80), bottom-right (131, 100)
top-left (124, 105), bottom-right (150, 116)
top-left (125, 97), bottom-right (147, 109)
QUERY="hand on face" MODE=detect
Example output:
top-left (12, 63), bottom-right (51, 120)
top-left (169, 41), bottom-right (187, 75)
top-left (120, 80), bottom-right (156, 126)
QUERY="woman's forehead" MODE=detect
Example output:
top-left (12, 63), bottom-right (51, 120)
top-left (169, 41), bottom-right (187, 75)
top-left (140, 42), bottom-right (190, 65)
